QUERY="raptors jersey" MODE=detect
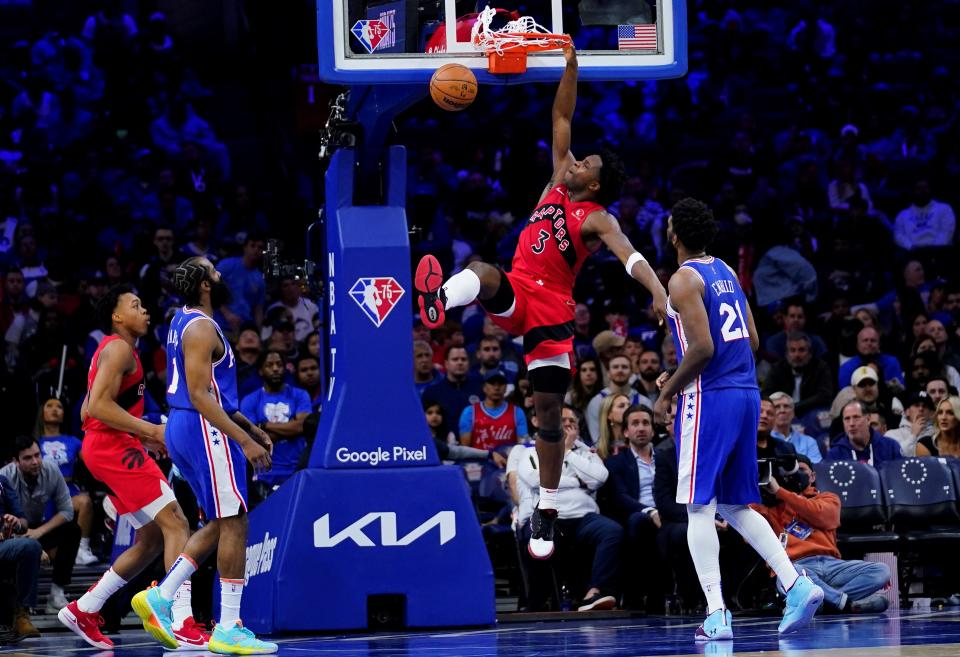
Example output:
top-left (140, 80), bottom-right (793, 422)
top-left (83, 335), bottom-right (144, 433)
top-left (166, 307), bottom-right (239, 414)
top-left (512, 184), bottom-right (604, 291)
top-left (666, 257), bottom-right (758, 393)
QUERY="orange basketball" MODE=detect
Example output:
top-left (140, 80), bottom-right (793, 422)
top-left (429, 64), bottom-right (478, 112)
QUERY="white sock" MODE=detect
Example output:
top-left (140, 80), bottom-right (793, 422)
top-left (159, 554), bottom-right (198, 601)
top-left (77, 568), bottom-right (127, 613)
top-left (219, 578), bottom-right (244, 628)
top-left (718, 503), bottom-right (800, 591)
top-left (51, 583), bottom-right (65, 598)
top-left (172, 581), bottom-right (193, 630)
top-left (538, 487), bottom-right (559, 511)
top-left (80, 537), bottom-right (90, 551)
top-left (686, 500), bottom-right (725, 614)
top-left (441, 269), bottom-right (481, 310)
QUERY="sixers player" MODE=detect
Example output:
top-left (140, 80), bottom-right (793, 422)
top-left (132, 257), bottom-right (276, 655)
top-left (653, 199), bottom-right (824, 640)
top-left (415, 46), bottom-right (667, 560)
top-left (58, 285), bottom-right (203, 650)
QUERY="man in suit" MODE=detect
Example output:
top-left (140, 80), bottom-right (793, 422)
top-left (763, 332), bottom-right (834, 419)
top-left (604, 405), bottom-right (666, 610)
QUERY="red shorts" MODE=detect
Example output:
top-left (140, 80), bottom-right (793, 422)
top-left (82, 430), bottom-right (176, 528)
top-left (484, 270), bottom-right (575, 367)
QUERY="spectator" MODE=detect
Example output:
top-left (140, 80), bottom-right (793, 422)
top-left (459, 370), bottom-right (528, 450)
top-left (926, 376), bottom-right (952, 405)
top-left (661, 334), bottom-right (678, 370)
top-left (267, 277), bottom-right (318, 342)
top-left (757, 397), bottom-right (799, 462)
top-left (633, 349), bottom-right (663, 407)
top-left (893, 180), bottom-right (956, 251)
top-left (137, 225), bottom-right (179, 317)
top-left (517, 416), bottom-right (622, 612)
top-left (916, 396), bottom-right (960, 457)
top-left (827, 160), bottom-right (872, 213)
top-left (217, 234), bottom-right (266, 333)
top-left (0, 436), bottom-right (80, 614)
top-left (565, 356), bottom-right (603, 413)
top-left (235, 325), bottom-right (264, 400)
top-left (266, 317), bottom-right (298, 361)
top-left (926, 319), bottom-right (960, 372)
top-left (886, 391), bottom-right (936, 457)
top-left (603, 405), bottom-right (667, 610)
top-left (294, 354), bottom-right (322, 413)
top-left (414, 340), bottom-right (442, 395)
top-left (426, 401), bottom-right (489, 463)
top-left (470, 335), bottom-right (517, 387)
top-left (0, 269), bottom-right (27, 336)
top-left (765, 302), bottom-right (828, 360)
top-left (586, 354), bottom-right (644, 442)
top-left (837, 327), bottom-right (905, 390)
top-left (596, 393), bottom-right (631, 460)
top-left (0, 473), bottom-right (43, 640)
top-left (33, 397), bottom-right (97, 566)
top-left (769, 392), bottom-right (822, 462)
top-left (828, 401), bottom-right (903, 466)
top-left (751, 455), bottom-right (891, 613)
top-left (572, 303), bottom-right (594, 361)
top-left (762, 332), bottom-right (834, 418)
top-left (592, 330), bottom-right (626, 381)
top-left (240, 350), bottom-right (312, 489)
top-left (5, 281), bottom-right (58, 369)
top-left (422, 346), bottom-right (483, 428)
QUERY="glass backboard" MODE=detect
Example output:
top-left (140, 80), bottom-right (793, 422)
top-left (318, 1), bottom-right (687, 84)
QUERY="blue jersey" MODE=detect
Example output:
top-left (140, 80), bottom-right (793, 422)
top-left (166, 307), bottom-right (239, 414)
top-left (667, 257), bottom-right (757, 393)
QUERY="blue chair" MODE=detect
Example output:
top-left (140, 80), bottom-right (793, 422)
top-left (879, 458), bottom-right (960, 542)
top-left (814, 460), bottom-right (898, 552)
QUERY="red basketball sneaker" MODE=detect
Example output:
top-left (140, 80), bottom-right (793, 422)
top-left (415, 255), bottom-right (447, 329)
top-left (58, 600), bottom-right (114, 649)
top-left (173, 616), bottom-right (211, 650)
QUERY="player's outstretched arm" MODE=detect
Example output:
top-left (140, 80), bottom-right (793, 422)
top-left (540, 44), bottom-right (578, 202)
top-left (182, 321), bottom-right (272, 473)
top-left (86, 340), bottom-right (164, 448)
top-left (585, 210), bottom-right (668, 321)
top-left (656, 270), bottom-right (713, 407)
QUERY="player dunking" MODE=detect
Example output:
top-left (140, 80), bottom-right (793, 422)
top-left (415, 46), bottom-right (667, 560)
top-left (131, 257), bottom-right (277, 655)
top-left (58, 285), bottom-right (206, 650)
top-left (653, 199), bottom-right (824, 640)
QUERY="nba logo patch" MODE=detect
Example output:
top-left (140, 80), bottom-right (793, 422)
top-left (351, 19), bottom-right (390, 53)
top-left (349, 277), bottom-right (405, 327)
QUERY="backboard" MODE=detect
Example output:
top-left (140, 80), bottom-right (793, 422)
top-left (317, 1), bottom-right (687, 84)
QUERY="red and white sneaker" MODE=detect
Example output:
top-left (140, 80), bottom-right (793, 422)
top-left (58, 600), bottom-right (114, 649)
top-left (172, 616), bottom-right (211, 650)
top-left (415, 255), bottom-right (447, 329)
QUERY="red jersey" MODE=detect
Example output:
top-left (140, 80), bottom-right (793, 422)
top-left (469, 402), bottom-right (519, 451)
top-left (511, 184), bottom-right (604, 292)
top-left (83, 335), bottom-right (145, 434)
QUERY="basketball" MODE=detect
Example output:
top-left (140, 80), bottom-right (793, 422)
top-left (429, 64), bottom-right (478, 112)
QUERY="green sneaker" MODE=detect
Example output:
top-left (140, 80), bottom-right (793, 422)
top-left (208, 621), bottom-right (278, 655)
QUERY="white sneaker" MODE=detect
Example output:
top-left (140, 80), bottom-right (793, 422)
top-left (45, 588), bottom-right (69, 614)
top-left (75, 545), bottom-right (99, 566)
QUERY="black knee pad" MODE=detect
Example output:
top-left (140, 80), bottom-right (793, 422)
top-left (478, 267), bottom-right (515, 315)
top-left (539, 428), bottom-right (562, 443)
top-left (528, 364), bottom-right (572, 395)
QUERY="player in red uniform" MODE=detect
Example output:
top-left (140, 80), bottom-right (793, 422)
top-left (415, 46), bottom-right (667, 563)
top-left (57, 285), bottom-right (208, 651)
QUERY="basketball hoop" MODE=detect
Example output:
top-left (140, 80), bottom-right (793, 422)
top-left (472, 5), bottom-right (572, 75)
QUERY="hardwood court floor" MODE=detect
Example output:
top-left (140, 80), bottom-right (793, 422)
top-left (3, 608), bottom-right (960, 656)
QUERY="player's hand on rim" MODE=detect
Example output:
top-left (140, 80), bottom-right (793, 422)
top-left (562, 40), bottom-right (576, 64)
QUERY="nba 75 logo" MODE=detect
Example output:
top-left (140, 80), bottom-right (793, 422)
top-left (351, 19), bottom-right (390, 54)
top-left (349, 277), bottom-right (405, 327)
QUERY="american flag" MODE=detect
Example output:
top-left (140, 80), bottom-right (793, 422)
top-left (617, 24), bottom-right (658, 51)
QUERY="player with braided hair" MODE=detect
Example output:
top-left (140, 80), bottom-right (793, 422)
top-left (131, 257), bottom-right (278, 654)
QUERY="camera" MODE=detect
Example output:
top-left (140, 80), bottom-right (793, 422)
top-left (262, 239), bottom-right (321, 298)
top-left (757, 455), bottom-right (799, 486)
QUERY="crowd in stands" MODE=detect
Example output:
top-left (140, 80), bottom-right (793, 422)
top-left (2, 0), bottom-right (960, 642)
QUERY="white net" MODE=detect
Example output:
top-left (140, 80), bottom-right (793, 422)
top-left (472, 5), bottom-right (569, 55)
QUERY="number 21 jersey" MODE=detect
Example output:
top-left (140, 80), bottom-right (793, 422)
top-left (166, 307), bottom-right (240, 414)
top-left (667, 257), bottom-right (758, 392)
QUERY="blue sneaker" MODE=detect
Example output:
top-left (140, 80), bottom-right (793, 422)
top-left (208, 621), bottom-right (278, 655)
top-left (130, 583), bottom-right (178, 649)
top-left (779, 572), bottom-right (824, 634)
top-left (695, 608), bottom-right (733, 641)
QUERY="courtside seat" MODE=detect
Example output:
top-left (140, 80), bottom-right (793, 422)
top-left (814, 460), bottom-right (899, 551)
top-left (880, 458), bottom-right (960, 544)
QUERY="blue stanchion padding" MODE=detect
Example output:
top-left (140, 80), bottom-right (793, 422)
top-left (109, 513), bottom-right (136, 565)
top-left (242, 468), bottom-right (495, 632)
top-left (308, 145), bottom-right (440, 470)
